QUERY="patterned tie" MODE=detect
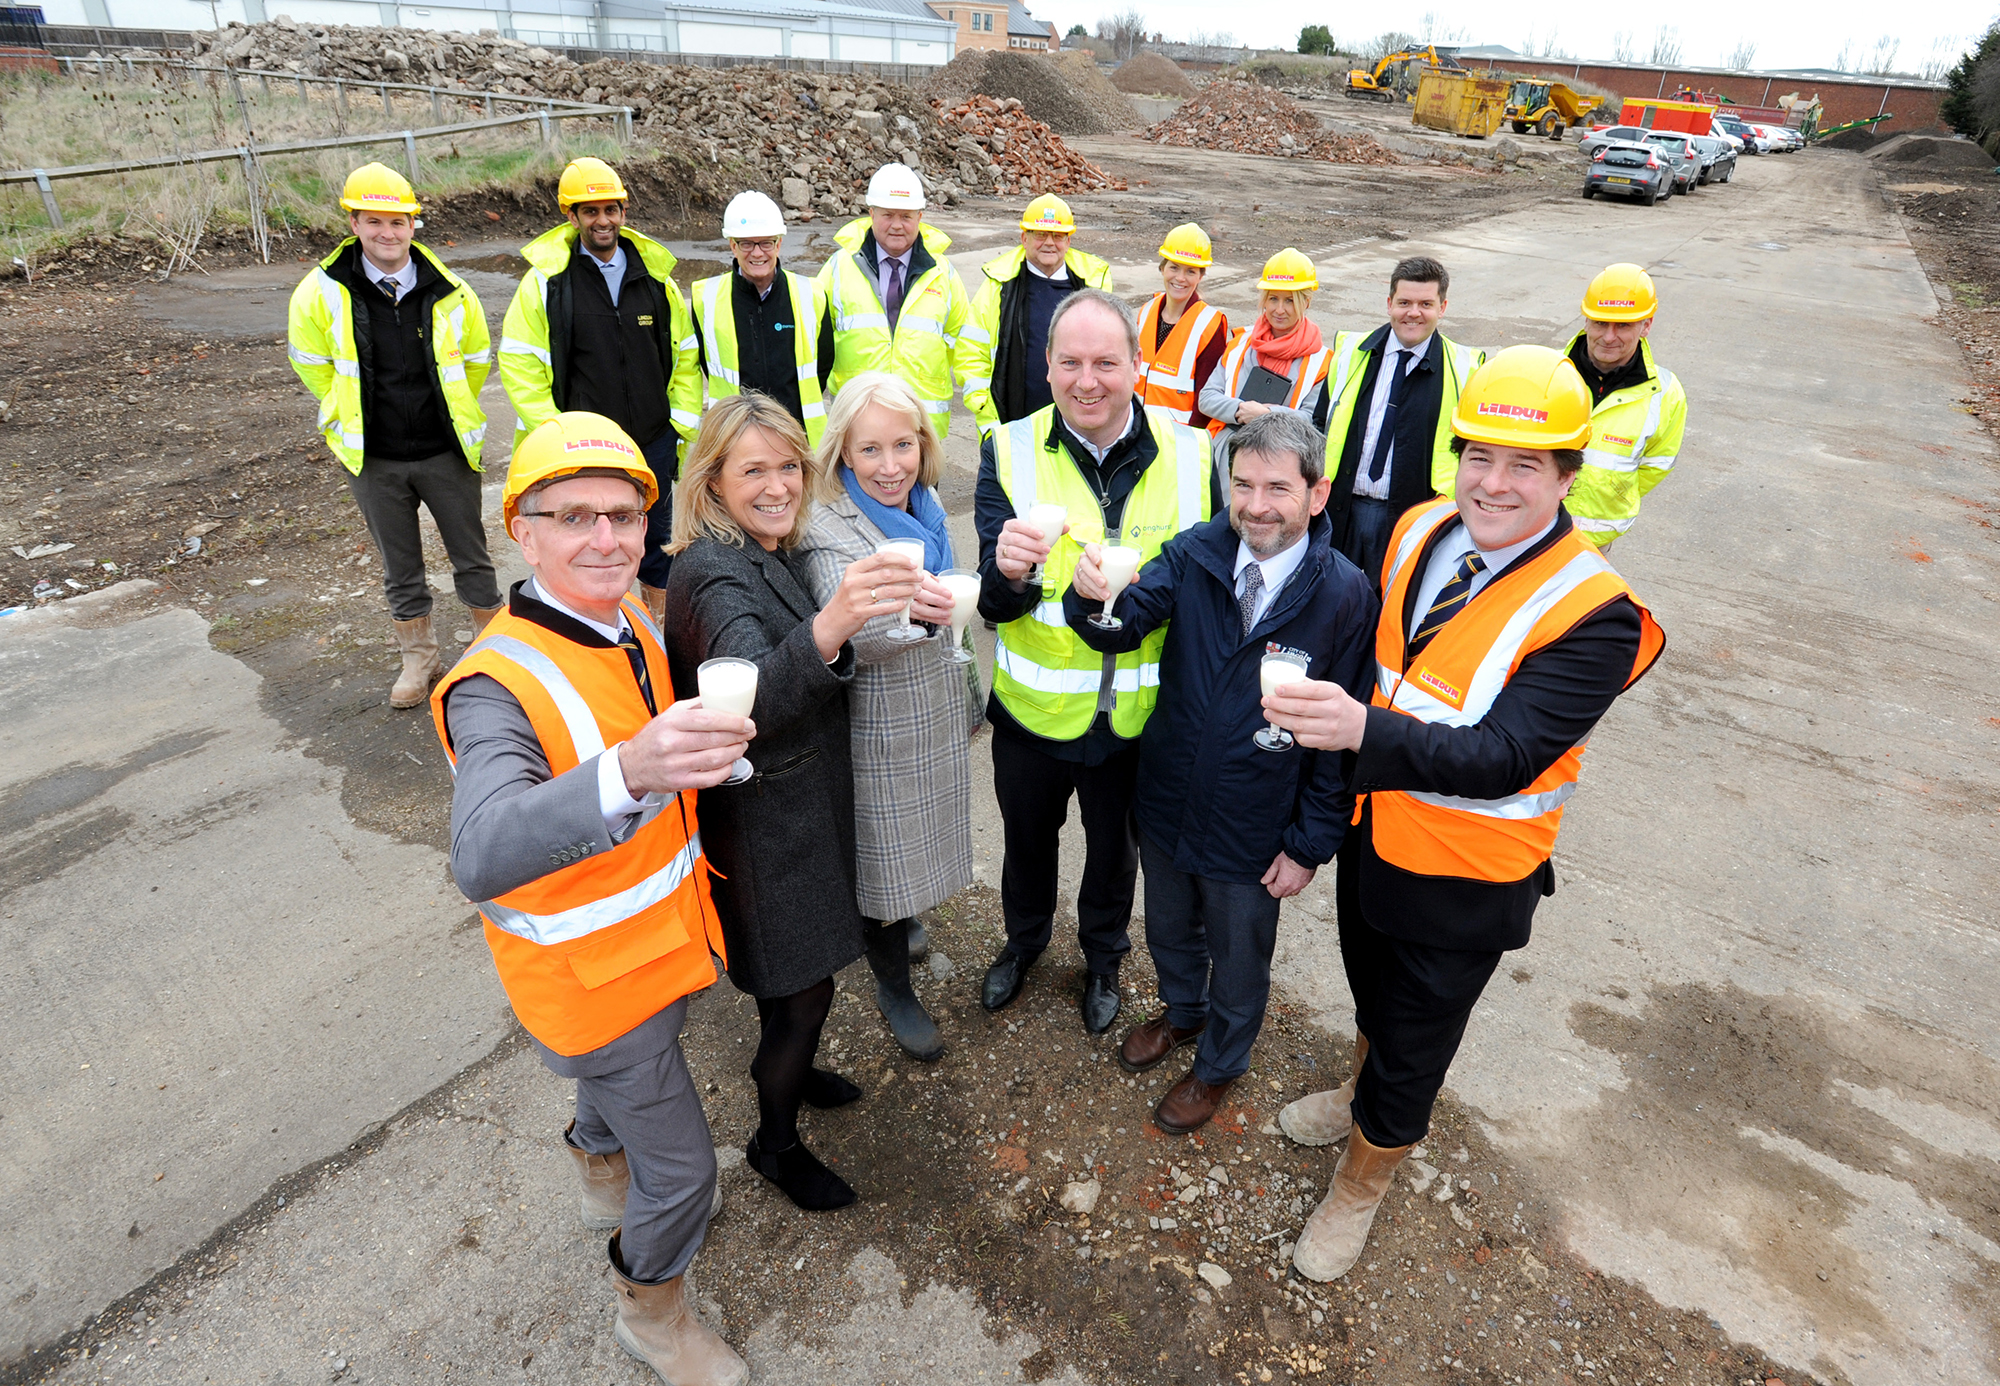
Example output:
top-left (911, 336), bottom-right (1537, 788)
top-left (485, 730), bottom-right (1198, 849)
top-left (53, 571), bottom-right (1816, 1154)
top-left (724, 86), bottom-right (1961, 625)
top-left (1237, 561), bottom-right (1264, 637)
top-left (1407, 551), bottom-right (1485, 659)
top-left (379, 277), bottom-right (400, 306)
top-left (1365, 350), bottom-right (1413, 482)
top-left (617, 626), bottom-right (657, 717)
top-left (884, 256), bottom-right (906, 333)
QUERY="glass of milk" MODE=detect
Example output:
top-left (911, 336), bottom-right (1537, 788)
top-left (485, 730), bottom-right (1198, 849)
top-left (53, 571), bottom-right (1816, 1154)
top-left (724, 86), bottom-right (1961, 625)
top-left (875, 538), bottom-right (930, 644)
top-left (1022, 502), bottom-right (1069, 596)
top-left (696, 656), bottom-right (759, 784)
top-left (1254, 649), bottom-right (1310, 752)
top-left (937, 568), bottom-right (981, 665)
top-left (1087, 545), bottom-right (1143, 632)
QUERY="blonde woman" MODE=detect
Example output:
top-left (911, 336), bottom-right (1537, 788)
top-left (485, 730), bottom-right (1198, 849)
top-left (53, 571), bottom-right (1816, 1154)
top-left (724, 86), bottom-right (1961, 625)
top-left (803, 371), bottom-right (980, 1065)
top-left (1198, 248), bottom-right (1332, 479)
top-left (661, 390), bottom-right (921, 1212)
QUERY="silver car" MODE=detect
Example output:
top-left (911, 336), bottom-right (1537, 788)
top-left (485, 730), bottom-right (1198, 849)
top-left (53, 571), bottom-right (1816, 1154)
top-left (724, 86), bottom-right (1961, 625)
top-left (1579, 124), bottom-right (1655, 158)
top-left (1641, 132), bottom-right (1704, 193)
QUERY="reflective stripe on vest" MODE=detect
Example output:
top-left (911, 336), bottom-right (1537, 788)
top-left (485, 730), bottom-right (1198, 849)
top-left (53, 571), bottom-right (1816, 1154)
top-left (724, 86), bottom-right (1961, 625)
top-left (1138, 297), bottom-right (1224, 424)
top-left (823, 248), bottom-right (960, 429)
top-left (694, 270), bottom-right (826, 442)
top-left (1218, 335), bottom-right (1330, 413)
top-left (479, 831), bottom-right (705, 947)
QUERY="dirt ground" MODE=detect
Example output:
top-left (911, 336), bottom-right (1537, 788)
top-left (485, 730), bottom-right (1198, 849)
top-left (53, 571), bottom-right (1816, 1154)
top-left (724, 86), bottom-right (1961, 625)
top-left (1883, 159), bottom-right (2000, 453)
top-left (1, 122), bottom-right (1813, 1386)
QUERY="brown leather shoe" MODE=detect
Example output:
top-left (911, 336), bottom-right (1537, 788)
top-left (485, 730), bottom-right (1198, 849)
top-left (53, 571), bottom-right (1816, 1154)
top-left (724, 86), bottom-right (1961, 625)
top-left (1118, 1014), bottom-right (1204, 1073)
top-left (1154, 1072), bottom-right (1234, 1135)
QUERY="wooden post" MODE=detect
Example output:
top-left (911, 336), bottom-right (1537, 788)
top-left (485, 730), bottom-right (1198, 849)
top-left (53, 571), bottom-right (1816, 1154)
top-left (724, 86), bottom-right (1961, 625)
top-left (336, 78), bottom-right (347, 118)
top-left (483, 93), bottom-right (493, 117)
top-left (431, 87), bottom-right (443, 123)
top-left (403, 131), bottom-right (420, 182)
top-left (539, 109), bottom-right (553, 144)
top-left (380, 83), bottom-right (392, 116)
top-left (297, 75), bottom-right (307, 102)
top-left (259, 72), bottom-right (271, 98)
top-left (32, 171), bottom-right (61, 229)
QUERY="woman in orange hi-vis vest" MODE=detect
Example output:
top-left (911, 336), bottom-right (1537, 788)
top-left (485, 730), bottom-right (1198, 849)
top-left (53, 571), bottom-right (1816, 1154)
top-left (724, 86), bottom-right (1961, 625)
top-left (1198, 247), bottom-right (1333, 486)
top-left (432, 413), bottom-right (754, 1386)
top-left (1137, 223), bottom-right (1229, 429)
top-left (1256, 347), bottom-right (1664, 1287)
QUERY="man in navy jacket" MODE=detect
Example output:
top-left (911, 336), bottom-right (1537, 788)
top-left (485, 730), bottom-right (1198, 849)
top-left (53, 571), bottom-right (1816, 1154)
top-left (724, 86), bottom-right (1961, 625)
top-left (1066, 411), bottom-right (1378, 1135)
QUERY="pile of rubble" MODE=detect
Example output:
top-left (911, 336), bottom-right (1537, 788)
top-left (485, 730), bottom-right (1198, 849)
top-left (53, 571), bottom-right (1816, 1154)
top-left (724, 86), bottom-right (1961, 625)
top-left (922, 49), bottom-right (1137, 134)
top-left (190, 19), bottom-right (1010, 217)
top-left (933, 96), bottom-right (1126, 194)
top-left (1144, 79), bottom-right (1402, 166)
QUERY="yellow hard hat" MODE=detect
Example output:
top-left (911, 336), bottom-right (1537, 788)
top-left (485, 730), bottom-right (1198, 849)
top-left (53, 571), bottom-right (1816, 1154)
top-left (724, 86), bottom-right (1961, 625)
top-left (1580, 263), bottom-right (1658, 322)
top-left (1258, 247), bottom-right (1318, 293)
top-left (557, 157), bottom-right (628, 212)
top-left (1157, 222), bottom-right (1212, 268)
top-left (502, 412), bottom-right (657, 528)
top-left (1451, 345), bottom-right (1594, 451)
top-left (339, 162), bottom-right (420, 215)
top-left (1020, 193), bottom-right (1076, 234)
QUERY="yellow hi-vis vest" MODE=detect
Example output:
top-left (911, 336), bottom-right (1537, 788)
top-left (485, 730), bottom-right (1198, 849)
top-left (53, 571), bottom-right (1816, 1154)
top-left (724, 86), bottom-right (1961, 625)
top-left (817, 217), bottom-right (970, 438)
top-left (1553, 335), bottom-right (1688, 550)
top-left (286, 239), bottom-right (491, 474)
top-left (1321, 330), bottom-right (1484, 495)
top-left (691, 268), bottom-right (828, 445)
top-left (957, 243), bottom-right (1115, 434)
top-left (991, 404), bottom-right (1212, 741)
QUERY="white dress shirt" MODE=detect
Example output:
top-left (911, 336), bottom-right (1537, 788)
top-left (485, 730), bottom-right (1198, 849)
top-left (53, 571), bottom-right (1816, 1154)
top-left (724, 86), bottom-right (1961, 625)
top-left (359, 254), bottom-right (417, 301)
top-left (588, 243), bottom-right (628, 306)
top-left (1232, 530), bottom-right (1311, 629)
top-left (525, 577), bottom-right (663, 832)
top-left (1022, 256), bottom-right (1070, 284)
top-left (1405, 514), bottom-right (1557, 642)
top-left (1353, 332), bottom-right (1433, 500)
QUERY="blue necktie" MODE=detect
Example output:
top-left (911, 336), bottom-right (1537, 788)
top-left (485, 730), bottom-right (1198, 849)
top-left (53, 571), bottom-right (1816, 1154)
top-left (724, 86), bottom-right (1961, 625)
top-left (1365, 350), bottom-right (1414, 483)
top-left (1408, 551), bottom-right (1485, 659)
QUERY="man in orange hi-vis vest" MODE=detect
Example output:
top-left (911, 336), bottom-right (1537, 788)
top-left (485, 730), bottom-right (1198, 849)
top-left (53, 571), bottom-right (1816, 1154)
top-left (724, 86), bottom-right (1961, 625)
top-left (1256, 345), bottom-right (1665, 1284)
top-left (431, 412), bottom-right (753, 1386)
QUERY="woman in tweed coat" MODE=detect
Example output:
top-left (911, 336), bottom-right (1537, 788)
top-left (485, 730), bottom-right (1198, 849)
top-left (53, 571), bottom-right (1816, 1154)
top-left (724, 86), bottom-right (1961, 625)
top-left (803, 372), bottom-right (981, 1064)
top-left (662, 391), bottom-right (924, 1213)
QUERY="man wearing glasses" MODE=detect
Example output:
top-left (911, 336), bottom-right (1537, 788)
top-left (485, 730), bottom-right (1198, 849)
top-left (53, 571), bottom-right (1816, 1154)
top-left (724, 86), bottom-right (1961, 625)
top-left (433, 411), bottom-right (754, 1386)
top-left (690, 191), bottom-right (836, 445)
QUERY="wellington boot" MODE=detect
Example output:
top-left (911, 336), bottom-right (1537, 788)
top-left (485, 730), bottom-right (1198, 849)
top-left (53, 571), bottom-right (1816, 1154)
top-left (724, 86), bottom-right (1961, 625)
top-left (865, 918), bottom-right (944, 1062)
top-left (389, 616), bottom-right (441, 709)
top-left (640, 583), bottom-right (668, 627)
top-left (1290, 1126), bottom-right (1412, 1283)
top-left (905, 916), bottom-right (929, 964)
top-left (1278, 1033), bottom-right (1369, 1147)
top-left (468, 603), bottom-right (504, 635)
top-left (563, 1121), bottom-right (629, 1231)
top-left (609, 1233), bottom-right (750, 1386)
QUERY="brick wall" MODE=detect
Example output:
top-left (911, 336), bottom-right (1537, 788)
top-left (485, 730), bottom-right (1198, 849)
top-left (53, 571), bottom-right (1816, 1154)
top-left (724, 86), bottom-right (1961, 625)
top-left (1462, 58), bottom-right (1946, 132)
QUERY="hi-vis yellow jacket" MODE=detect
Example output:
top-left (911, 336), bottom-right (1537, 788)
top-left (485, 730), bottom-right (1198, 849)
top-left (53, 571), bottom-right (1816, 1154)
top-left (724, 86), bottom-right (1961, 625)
top-left (1552, 335), bottom-right (1686, 549)
top-left (817, 217), bottom-right (971, 437)
top-left (957, 244), bottom-right (1114, 435)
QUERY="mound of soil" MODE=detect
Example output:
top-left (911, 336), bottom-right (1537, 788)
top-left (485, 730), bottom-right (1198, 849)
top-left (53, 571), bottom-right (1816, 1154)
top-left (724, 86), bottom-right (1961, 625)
top-left (1874, 135), bottom-right (1997, 168)
top-left (1048, 49), bottom-right (1144, 130)
top-left (1112, 51), bottom-right (1195, 98)
top-left (924, 50), bottom-right (1108, 134)
top-left (1819, 126), bottom-right (1880, 151)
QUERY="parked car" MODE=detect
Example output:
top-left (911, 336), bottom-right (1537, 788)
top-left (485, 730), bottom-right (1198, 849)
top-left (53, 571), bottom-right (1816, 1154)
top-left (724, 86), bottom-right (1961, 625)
top-left (1715, 117), bottom-right (1767, 152)
top-left (1641, 132), bottom-right (1704, 192)
top-left (1579, 124), bottom-right (1654, 158)
top-left (1688, 133), bottom-right (1737, 183)
top-left (1583, 142), bottom-right (1674, 205)
top-left (1776, 125), bottom-right (1806, 151)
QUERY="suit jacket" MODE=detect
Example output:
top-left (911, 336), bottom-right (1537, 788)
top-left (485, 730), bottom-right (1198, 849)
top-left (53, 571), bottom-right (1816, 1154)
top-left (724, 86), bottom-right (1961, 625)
top-left (1349, 507), bottom-right (1643, 952)
top-left (1317, 326), bottom-right (1449, 532)
top-left (660, 534), bottom-right (866, 998)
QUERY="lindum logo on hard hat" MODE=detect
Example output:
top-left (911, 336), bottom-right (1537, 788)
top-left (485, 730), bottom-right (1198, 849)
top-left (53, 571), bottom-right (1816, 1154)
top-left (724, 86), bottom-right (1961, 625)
top-left (563, 437), bottom-right (638, 456)
top-left (1596, 298), bottom-right (1637, 307)
top-left (1477, 403), bottom-right (1550, 422)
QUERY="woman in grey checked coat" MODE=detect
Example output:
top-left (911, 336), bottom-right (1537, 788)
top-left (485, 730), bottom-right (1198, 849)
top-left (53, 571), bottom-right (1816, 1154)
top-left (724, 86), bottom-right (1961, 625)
top-left (804, 371), bottom-right (982, 1064)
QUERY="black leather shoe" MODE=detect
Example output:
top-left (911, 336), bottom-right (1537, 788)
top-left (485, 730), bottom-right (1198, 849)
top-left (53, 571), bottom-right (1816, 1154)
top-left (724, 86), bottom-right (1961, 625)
top-left (982, 949), bottom-right (1032, 1012)
top-left (1081, 971), bottom-right (1121, 1036)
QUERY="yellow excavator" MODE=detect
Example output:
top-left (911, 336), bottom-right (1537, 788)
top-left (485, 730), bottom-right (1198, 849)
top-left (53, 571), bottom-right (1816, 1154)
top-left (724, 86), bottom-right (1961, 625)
top-left (1345, 45), bottom-right (1463, 102)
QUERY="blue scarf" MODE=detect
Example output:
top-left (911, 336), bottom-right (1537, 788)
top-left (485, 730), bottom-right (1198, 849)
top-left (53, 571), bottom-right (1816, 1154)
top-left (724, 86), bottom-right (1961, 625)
top-left (839, 465), bottom-right (955, 572)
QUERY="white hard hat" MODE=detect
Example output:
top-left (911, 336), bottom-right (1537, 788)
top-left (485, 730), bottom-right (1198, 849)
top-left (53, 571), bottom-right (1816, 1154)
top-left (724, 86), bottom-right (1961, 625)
top-left (865, 162), bottom-right (926, 211)
top-left (723, 190), bottom-right (786, 240)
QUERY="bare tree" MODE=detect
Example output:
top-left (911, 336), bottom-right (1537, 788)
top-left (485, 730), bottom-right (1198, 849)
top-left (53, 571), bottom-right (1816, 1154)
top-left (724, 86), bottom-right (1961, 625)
top-left (1648, 25), bottom-right (1682, 65)
top-left (1725, 40), bottom-right (1757, 71)
top-left (1611, 30), bottom-right (1635, 62)
top-left (1520, 27), bottom-right (1570, 60)
top-left (1865, 34), bottom-right (1900, 74)
top-left (1363, 30), bottom-right (1418, 61)
top-left (1832, 41), bottom-right (1854, 72)
top-left (1919, 35), bottom-right (1959, 83)
top-left (1095, 8), bottom-right (1147, 60)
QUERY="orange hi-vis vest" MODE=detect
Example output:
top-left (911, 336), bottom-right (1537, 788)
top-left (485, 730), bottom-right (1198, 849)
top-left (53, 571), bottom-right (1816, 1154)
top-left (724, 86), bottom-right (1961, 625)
top-left (1364, 499), bottom-right (1664, 883)
top-left (1207, 328), bottom-right (1333, 437)
top-left (1138, 293), bottom-right (1227, 425)
top-left (430, 595), bottom-right (725, 1057)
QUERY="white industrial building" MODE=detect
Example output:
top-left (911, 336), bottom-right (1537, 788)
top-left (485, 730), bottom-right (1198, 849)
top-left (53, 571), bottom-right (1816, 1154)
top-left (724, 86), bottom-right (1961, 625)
top-left (41, 0), bottom-right (961, 64)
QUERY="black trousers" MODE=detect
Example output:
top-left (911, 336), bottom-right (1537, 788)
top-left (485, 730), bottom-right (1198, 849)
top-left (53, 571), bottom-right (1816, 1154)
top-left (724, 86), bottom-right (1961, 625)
top-left (1336, 838), bottom-right (1502, 1147)
top-left (1335, 494), bottom-right (1400, 588)
top-left (637, 430), bottom-right (677, 589)
top-left (990, 730), bottom-right (1138, 976)
top-left (345, 450), bottom-right (500, 621)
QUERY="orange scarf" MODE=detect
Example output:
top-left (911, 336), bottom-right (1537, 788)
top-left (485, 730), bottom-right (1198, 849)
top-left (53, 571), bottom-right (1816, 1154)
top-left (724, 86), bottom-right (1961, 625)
top-left (1245, 313), bottom-right (1324, 374)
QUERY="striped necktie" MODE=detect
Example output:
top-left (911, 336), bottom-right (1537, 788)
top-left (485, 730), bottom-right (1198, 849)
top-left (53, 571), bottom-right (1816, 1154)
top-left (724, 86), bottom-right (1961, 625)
top-left (1237, 561), bottom-right (1264, 636)
top-left (1407, 551), bottom-right (1485, 659)
top-left (617, 626), bottom-right (656, 717)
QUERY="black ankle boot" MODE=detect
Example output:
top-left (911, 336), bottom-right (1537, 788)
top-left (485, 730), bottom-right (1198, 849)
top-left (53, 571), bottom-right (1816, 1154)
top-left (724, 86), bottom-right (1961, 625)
top-left (864, 918), bottom-right (945, 1061)
top-left (746, 1132), bottom-right (856, 1211)
top-left (905, 916), bottom-right (929, 963)
top-left (802, 1067), bottom-right (862, 1108)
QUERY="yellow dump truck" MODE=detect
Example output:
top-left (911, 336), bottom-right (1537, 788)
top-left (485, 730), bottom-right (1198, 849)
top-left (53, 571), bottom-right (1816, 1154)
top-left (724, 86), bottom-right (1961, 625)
top-left (1504, 79), bottom-right (1601, 138)
top-left (1413, 69), bottom-right (1511, 138)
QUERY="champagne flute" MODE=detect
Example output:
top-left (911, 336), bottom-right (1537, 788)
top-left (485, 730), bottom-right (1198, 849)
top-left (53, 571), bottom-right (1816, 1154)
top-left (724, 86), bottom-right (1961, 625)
top-left (696, 656), bottom-right (758, 784)
top-left (938, 568), bottom-right (981, 665)
top-left (1088, 545), bottom-right (1142, 632)
top-left (1022, 502), bottom-right (1068, 597)
top-left (875, 538), bottom-right (929, 645)
top-left (1254, 649), bottom-right (1310, 753)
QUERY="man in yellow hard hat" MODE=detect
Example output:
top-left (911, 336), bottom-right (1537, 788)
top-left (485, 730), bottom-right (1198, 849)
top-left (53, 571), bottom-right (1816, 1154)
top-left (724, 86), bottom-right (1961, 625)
top-left (1558, 263), bottom-right (1687, 549)
top-left (958, 193), bottom-right (1114, 437)
top-left (432, 411), bottom-right (752, 1386)
top-left (1258, 346), bottom-right (1665, 1283)
top-left (1137, 223), bottom-right (1229, 429)
top-left (817, 162), bottom-right (973, 440)
top-left (500, 157), bottom-right (701, 622)
top-left (287, 162), bottom-right (501, 710)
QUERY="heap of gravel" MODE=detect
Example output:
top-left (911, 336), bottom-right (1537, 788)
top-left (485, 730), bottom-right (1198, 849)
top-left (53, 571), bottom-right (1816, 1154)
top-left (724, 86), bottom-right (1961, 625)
top-left (1818, 126), bottom-right (1880, 151)
top-left (923, 50), bottom-right (1109, 134)
top-left (1048, 48), bottom-right (1143, 127)
top-left (1873, 135), bottom-right (1996, 168)
top-left (1112, 52), bottom-right (1195, 98)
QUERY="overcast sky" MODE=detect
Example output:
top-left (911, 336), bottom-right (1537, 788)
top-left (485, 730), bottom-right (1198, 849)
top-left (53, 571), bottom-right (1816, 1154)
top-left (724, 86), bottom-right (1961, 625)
top-left (1044, 0), bottom-right (1994, 77)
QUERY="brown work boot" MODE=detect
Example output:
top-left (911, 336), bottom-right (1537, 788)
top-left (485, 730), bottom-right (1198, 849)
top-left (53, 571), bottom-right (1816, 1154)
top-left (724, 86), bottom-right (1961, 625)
top-left (1118, 1014), bottom-right (1204, 1073)
top-left (640, 583), bottom-right (668, 627)
top-left (564, 1121), bottom-right (629, 1231)
top-left (609, 1233), bottom-right (750, 1386)
top-left (1153, 1072), bottom-right (1233, 1135)
top-left (1290, 1126), bottom-right (1413, 1282)
top-left (1278, 1033), bottom-right (1369, 1147)
top-left (389, 615), bottom-right (441, 708)
top-left (468, 603), bottom-right (504, 635)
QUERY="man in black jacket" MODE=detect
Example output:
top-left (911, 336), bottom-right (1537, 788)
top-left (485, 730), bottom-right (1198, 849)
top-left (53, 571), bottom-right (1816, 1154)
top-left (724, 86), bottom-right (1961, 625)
top-left (1262, 345), bottom-right (1664, 1282)
top-left (1066, 411), bottom-right (1377, 1135)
